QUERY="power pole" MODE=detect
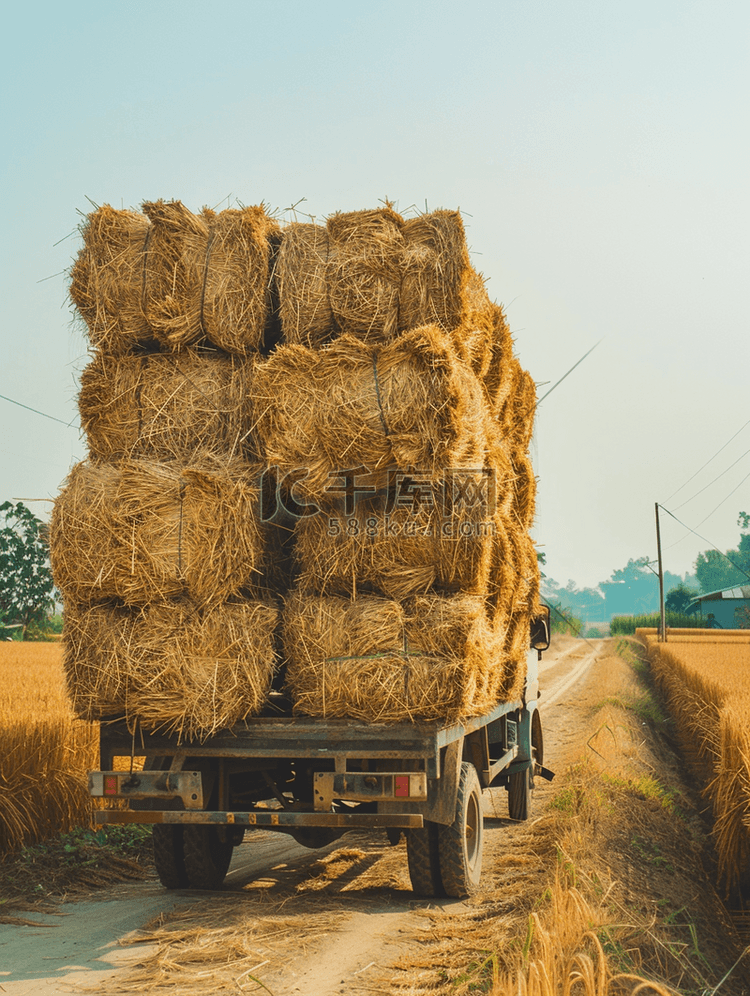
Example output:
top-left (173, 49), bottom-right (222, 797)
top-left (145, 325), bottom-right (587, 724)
top-left (655, 502), bottom-right (666, 642)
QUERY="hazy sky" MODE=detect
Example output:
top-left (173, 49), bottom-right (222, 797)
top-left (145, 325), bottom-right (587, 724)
top-left (1, 0), bottom-right (748, 589)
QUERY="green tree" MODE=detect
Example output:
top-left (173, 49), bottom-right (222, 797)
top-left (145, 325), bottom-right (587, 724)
top-left (665, 582), bottom-right (700, 614)
top-left (694, 512), bottom-right (750, 594)
top-left (0, 501), bottom-right (55, 639)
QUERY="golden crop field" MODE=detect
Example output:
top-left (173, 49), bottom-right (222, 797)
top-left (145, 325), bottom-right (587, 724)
top-left (0, 641), bottom-right (98, 853)
top-left (638, 629), bottom-right (750, 891)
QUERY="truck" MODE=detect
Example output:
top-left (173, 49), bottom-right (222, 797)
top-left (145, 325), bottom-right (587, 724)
top-left (88, 606), bottom-right (552, 899)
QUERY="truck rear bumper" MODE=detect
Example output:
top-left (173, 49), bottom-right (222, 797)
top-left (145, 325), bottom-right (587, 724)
top-left (94, 809), bottom-right (424, 829)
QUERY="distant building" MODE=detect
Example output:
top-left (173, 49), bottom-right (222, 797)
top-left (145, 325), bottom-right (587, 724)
top-left (687, 585), bottom-right (750, 629)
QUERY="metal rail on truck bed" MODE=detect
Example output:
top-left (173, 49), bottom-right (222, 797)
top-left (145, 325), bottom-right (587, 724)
top-left (93, 693), bottom-right (535, 829)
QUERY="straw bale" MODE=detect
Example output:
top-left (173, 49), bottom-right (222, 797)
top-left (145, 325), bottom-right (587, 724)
top-left (293, 484), bottom-right (500, 601)
top-left (199, 206), bottom-right (280, 355)
top-left (253, 325), bottom-right (486, 500)
top-left (450, 268), bottom-right (494, 378)
top-left (405, 593), bottom-right (508, 714)
top-left (510, 448), bottom-right (537, 530)
top-left (277, 222), bottom-right (333, 347)
top-left (79, 349), bottom-right (258, 462)
top-left (63, 599), bottom-right (278, 739)
top-left (69, 205), bottom-right (152, 354)
top-left (63, 601), bottom-right (132, 719)
top-left (400, 210), bottom-right (471, 332)
top-left (51, 456), bottom-right (263, 607)
top-left (497, 611), bottom-right (530, 703)
top-left (326, 207), bottom-right (405, 340)
top-left (499, 361), bottom-right (536, 448)
top-left (140, 200), bottom-right (211, 347)
top-left (283, 592), bottom-right (488, 721)
top-left (483, 514), bottom-right (521, 619)
top-left (482, 304), bottom-right (516, 412)
top-left (284, 591), bottom-right (518, 721)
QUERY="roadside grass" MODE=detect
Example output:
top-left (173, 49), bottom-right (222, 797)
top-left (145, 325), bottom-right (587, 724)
top-left (383, 643), bottom-right (748, 996)
top-left (0, 824), bottom-right (152, 920)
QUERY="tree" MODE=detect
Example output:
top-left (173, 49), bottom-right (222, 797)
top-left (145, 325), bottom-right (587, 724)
top-left (694, 512), bottom-right (750, 594)
top-left (0, 501), bottom-right (55, 639)
top-left (665, 582), bottom-right (699, 614)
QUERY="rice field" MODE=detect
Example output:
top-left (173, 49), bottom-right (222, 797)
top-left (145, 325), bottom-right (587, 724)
top-left (0, 641), bottom-right (98, 854)
top-left (637, 628), bottom-right (750, 891)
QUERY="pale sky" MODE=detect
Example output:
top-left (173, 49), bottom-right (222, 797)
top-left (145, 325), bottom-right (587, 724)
top-left (1, 0), bottom-right (748, 590)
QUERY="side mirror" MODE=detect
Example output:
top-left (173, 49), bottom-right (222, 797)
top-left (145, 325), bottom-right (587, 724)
top-left (530, 605), bottom-right (551, 652)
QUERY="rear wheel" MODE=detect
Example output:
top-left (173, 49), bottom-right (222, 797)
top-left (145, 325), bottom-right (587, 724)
top-left (438, 762), bottom-right (484, 898)
top-left (182, 825), bottom-right (234, 890)
top-left (152, 825), bottom-right (189, 889)
top-left (406, 821), bottom-right (445, 897)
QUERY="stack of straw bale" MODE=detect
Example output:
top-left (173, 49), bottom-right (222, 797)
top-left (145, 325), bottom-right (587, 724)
top-left (56, 197), bottom-right (539, 732)
top-left (56, 199), bottom-right (283, 739)
top-left (270, 208), bottom-right (540, 722)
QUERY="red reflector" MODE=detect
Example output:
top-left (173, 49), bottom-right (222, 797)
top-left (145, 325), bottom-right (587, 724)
top-left (104, 775), bottom-right (118, 796)
top-left (395, 775), bottom-right (409, 797)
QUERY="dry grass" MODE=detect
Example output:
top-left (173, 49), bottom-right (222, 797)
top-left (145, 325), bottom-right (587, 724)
top-left (63, 598), bottom-right (279, 740)
top-left (79, 348), bottom-right (258, 462)
top-left (0, 642), bottom-right (97, 854)
top-left (253, 324), bottom-right (487, 501)
top-left (639, 630), bottom-right (750, 892)
top-left (51, 454), bottom-right (264, 607)
top-left (106, 899), bottom-right (346, 994)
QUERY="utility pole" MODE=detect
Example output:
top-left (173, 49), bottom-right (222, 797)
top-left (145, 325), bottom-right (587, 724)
top-left (655, 502), bottom-right (666, 642)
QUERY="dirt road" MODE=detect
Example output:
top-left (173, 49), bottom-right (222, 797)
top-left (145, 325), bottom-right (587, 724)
top-left (0, 636), bottom-right (603, 995)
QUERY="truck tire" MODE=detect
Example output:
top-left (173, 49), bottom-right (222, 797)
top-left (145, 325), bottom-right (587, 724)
top-left (406, 822), bottom-right (445, 897)
top-left (508, 709), bottom-right (542, 821)
top-left (152, 825), bottom-right (189, 889)
top-left (507, 764), bottom-right (532, 820)
top-left (438, 762), bottom-right (483, 898)
top-left (182, 825), bottom-right (234, 890)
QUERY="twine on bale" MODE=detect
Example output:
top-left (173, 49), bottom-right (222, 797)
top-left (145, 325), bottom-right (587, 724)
top-left (138, 200), bottom-right (279, 354)
top-left (51, 455), bottom-right (265, 607)
top-left (63, 599), bottom-right (279, 741)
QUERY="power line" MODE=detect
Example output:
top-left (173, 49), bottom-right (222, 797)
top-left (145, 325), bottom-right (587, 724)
top-left (658, 504), bottom-right (750, 583)
top-left (694, 468), bottom-right (750, 528)
top-left (535, 339), bottom-right (603, 407)
top-left (0, 392), bottom-right (78, 429)
top-left (674, 446), bottom-right (750, 510)
top-left (663, 417), bottom-right (750, 503)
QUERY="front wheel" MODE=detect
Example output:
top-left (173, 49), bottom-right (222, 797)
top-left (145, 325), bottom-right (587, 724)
top-left (438, 762), bottom-right (484, 898)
